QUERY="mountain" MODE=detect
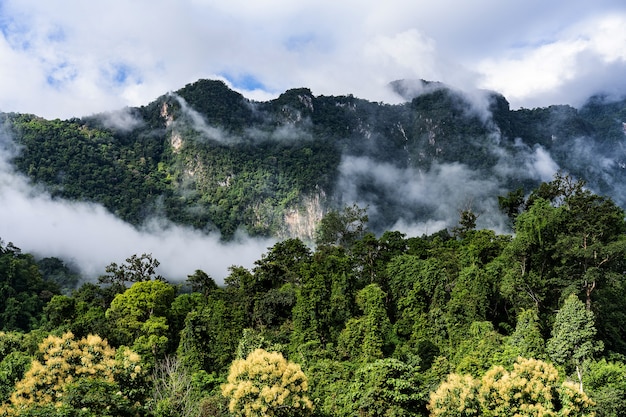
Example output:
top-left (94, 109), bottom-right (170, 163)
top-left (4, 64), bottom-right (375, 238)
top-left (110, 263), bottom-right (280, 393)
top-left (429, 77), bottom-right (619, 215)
top-left (2, 79), bottom-right (626, 241)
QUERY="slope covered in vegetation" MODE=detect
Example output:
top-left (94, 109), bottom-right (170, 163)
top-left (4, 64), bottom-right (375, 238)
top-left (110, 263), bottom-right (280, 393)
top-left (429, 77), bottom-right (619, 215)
top-left (4, 79), bottom-right (626, 240)
top-left (0, 175), bottom-right (625, 416)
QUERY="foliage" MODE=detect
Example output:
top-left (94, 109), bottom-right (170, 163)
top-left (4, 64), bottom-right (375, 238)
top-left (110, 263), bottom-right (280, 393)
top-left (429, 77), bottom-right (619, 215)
top-left (0, 242), bottom-right (59, 332)
top-left (428, 358), bottom-right (595, 417)
top-left (0, 332), bottom-right (145, 416)
top-left (150, 356), bottom-right (200, 417)
top-left (1, 169), bottom-right (626, 416)
top-left (105, 279), bottom-right (176, 362)
top-left (337, 283), bottom-right (393, 362)
top-left (427, 373), bottom-right (480, 417)
top-left (291, 246), bottom-right (356, 349)
top-left (177, 296), bottom-right (244, 373)
top-left (337, 358), bottom-right (424, 417)
top-left (98, 253), bottom-right (164, 292)
top-left (5, 78), bottom-right (626, 241)
top-left (314, 204), bottom-right (368, 249)
top-left (502, 308), bottom-right (546, 363)
top-left (547, 293), bottom-right (603, 391)
top-left (584, 359), bottom-right (626, 417)
top-left (221, 348), bottom-right (313, 417)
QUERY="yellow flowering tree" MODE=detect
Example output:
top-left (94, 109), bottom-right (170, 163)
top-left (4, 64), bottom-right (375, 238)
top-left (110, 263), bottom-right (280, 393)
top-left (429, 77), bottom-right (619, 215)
top-left (221, 348), bottom-right (313, 417)
top-left (428, 373), bottom-right (480, 417)
top-left (428, 357), bottom-right (595, 417)
top-left (0, 332), bottom-right (145, 416)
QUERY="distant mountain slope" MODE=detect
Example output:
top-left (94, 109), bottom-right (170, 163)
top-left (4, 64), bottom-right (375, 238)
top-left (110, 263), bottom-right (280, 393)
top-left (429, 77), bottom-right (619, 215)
top-left (3, 79), bottom-right (626, 240)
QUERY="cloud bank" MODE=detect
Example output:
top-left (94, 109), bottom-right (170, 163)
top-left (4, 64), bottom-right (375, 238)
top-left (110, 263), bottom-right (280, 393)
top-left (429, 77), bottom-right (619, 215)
top-left (1, 1), bottom-right (626, 119)
top-left (0, 129), bottom-right (275, 283)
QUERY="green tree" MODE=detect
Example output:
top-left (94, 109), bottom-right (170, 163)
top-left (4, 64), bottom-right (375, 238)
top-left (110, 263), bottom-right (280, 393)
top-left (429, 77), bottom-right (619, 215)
top-left (43, 294), bottom-right (76, 331)
top-left (500, 174), bottom-right (626, 327)
top-left (453, 321), bottom-right (504, 378)
top-left (584, 359), bottom-right (626, 417)
top-left (252, 238), bottom-right (311, 289)
top-left (337, 283), bottom-right (393, 362)
top-left (547, 293), bottom-right (603, 391)
top-left (0, 241), bottom-right (59, 332)
top-left (502, 308), bottom-right (546, 363)
top-left (552, 188), bottom-right (626, 311)
top-left (337, 358), bottom-right (424, 417)
top-left (186, 269), bottom-right (218, 297)
top-left (314, 204), bottom-right (368, 249)
top-left (98, 253), bottom-right (164, 293)
top-left (105, 280), bottom-right (176, 362)
top-left (177, 297), bottom-right (244, 373)
top-left (291, 246), bottom-right (356, 349)
top-left (499, 197), bottom-right (563, 311)
top-left (221, 348), bottom-right (313, 417)
top-left (498, 187), bottom-right (525, 224)
top-left (0, 351), bottom-right (30, 404)
top-left (451, 209), bottom-right (478, 239)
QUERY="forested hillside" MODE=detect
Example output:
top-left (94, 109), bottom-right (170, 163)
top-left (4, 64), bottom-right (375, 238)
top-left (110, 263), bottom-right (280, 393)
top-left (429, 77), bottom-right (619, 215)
top-left (1, 174), bottom-right (626, 416)
top-left (2, 79), bottom-right (626, 416)
top-left (3, 79), bottom-right (626, 240)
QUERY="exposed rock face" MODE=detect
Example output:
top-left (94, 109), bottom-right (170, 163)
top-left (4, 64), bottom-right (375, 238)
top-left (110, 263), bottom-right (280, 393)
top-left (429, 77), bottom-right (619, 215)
top-left (170, 132), bottom-right (183, 152)
top-left (281, 190), bottom-right (326, 241)
top-left (160, 102), bottom-right (174, 127)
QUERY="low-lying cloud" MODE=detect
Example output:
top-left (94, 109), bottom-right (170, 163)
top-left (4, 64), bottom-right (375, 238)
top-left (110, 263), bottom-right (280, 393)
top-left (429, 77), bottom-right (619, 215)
top-left (0, 129), bottom-right (274, 284)
top-left (337, 155), bottom-right (511, 235)
top-left (170, 94), bottom-right (234, 144)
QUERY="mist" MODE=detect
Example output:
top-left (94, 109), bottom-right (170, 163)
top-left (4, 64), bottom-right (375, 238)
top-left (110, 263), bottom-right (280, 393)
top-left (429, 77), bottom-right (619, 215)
top-left (0, 130), bottom-right (275, 284)
top-left (336, 155), bottom-right (511, 236)
top-left (96, 107), bottom-right (145, 132)
top-left (170, 93), bottom-right (235, 144)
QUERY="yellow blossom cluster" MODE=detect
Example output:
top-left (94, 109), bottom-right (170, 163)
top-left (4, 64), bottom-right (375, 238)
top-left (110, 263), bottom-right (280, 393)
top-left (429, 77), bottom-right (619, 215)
top-left (0, 332), bottom-right (142, 415)
top-left (222, 348), bottom-right (313, 417)
top-left (428, 357), bottom-right (595, 417)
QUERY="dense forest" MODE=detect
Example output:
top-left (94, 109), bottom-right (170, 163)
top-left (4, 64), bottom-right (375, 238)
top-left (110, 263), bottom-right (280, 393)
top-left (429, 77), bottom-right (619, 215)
top-left (3, 79), bottom-right (626, 240)
top-left (1, 174), bottom-right (625, 416)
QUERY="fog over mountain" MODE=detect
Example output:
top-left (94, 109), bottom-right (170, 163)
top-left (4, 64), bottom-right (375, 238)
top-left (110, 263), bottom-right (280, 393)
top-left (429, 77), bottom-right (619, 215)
top-left (0, 119), bottom-right (275, 282)
top-left (2, 2), bottom-right (626, 120)
top-left (1, 79), bottom-right (626, 283)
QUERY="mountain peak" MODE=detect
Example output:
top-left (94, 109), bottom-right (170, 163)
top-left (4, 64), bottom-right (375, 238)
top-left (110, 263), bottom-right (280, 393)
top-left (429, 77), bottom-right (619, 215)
top-left (388, 79), bottom-right (448, 101)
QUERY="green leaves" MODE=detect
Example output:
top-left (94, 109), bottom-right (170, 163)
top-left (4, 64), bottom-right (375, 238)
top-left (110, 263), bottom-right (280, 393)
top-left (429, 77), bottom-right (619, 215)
top-left (105, 279), bottom-right (175, 360)
top-left (547, 294), bottom-right (603, 391)
top-left (314, 204), bottom-right (369, 249)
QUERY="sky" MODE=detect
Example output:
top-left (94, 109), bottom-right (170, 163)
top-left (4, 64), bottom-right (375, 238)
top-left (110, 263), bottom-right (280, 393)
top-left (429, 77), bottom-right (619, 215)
top-left (1, 0), bottom-right (626, 283)
top-left (1, 0), bottom-right (626, 119)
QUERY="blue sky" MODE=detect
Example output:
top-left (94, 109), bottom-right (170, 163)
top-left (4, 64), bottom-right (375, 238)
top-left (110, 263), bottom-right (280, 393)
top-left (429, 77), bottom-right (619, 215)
top-left (1, 0), bottom-right (626, 118)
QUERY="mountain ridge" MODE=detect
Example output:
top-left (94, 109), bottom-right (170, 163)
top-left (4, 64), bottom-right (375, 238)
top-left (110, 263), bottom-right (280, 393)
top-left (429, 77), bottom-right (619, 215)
top-left (3, 78), bottom-right (626, 241)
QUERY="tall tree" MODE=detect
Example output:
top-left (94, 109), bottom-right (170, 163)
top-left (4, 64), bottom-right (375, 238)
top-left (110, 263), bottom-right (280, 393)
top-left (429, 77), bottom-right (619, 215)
top-left (337, 283), bottom-right (393, 362)
top-left (291, 246), bottom-right (356, 349)
top-left (314, 204), bottom-right (368, 249)
top-left (547, 293), bottom-right (603, 391)
top-left (105, 280), bottom-right (176, 362)
top-left (503, 308), bottom-right (546, 363)
top-left (98, 253), bottom-right (164, 293)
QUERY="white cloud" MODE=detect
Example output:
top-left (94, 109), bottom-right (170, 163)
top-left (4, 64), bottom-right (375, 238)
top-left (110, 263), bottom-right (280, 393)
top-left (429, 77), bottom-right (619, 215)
top-left (337, 156), bottom-right (508, 233)
top-left (1, 1), bottom-right (625, 119)
top-left (0, 131), bottom-right (274, 283)
top-left (477, 13), bottom-right (626, 108)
